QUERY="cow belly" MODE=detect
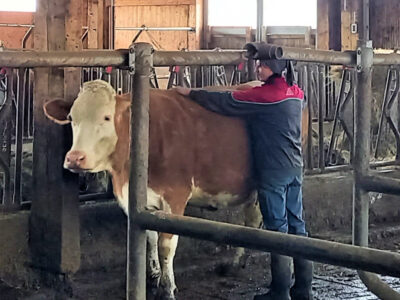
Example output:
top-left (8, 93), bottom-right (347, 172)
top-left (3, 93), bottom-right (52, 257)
top-left (119, 183), bottom-right (171, 214)
top-left (188, 178), bottom-right (252, 209)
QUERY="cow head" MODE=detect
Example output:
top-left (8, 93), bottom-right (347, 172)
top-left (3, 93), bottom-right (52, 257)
top-left (43, 80), bottom-right (121, 173)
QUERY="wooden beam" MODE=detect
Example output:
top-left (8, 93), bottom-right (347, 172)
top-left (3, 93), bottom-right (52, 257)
top-left (97, 0), bottom-right (104, 48)
top-left (115, 0), bottom-right (195, 6)
top-left (328, 0), bottom-right (341, 50)
top-left (88, 0), bottom-right (99, 49)
top-left (316, 0), bottom-right (329, 50)
top-left (30, 0), bottom-right (80, 275)
top-left (195, 0), bottom-right (204, 49)
top-left (187, 4), bottom-right (196, 49)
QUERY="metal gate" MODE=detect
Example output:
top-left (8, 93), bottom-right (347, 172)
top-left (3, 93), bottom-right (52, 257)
top-left (1, 21), bottom-right (400, 300)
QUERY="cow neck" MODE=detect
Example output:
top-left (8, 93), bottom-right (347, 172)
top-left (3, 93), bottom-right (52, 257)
top-left (109, 94), bottom-right (130, 199)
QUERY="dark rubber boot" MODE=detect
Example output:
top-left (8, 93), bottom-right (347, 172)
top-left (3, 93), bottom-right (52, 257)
top-left (253, 254), bottom-right (292, 300)
top-left (290, 258), bottom-right (313, 300)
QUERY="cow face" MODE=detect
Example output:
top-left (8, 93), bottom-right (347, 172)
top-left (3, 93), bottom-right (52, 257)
top-left (44, 80), bottom-right (119, 173)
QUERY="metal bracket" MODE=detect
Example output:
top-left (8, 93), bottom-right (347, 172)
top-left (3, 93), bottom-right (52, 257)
top-left (356, 40), bottom-right (373, 73)
top-left (128, 45), bottom-right (135, 75)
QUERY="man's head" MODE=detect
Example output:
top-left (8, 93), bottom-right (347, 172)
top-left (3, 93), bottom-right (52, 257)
top-left (256, 59), bottom-right (287, 82)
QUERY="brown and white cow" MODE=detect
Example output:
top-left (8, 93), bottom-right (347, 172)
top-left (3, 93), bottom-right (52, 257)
top-left (43, 79), bottom-right (307, 299)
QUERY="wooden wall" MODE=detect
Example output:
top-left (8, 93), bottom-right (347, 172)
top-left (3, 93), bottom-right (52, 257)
top-left (207, 26), bottom-right (315, 50)
top-left (0, 12), bottom-right (34, 49)
top-left (0, 1), bottom-right (109, 50)
top-left (340, 0), bottom-right (359, 51)
top-left (316, 0), bottom-right (329, 50)
top-left (317, 0), bottom-right (358, 51)
top-left (370, 0), bottom-right (400, 49)
top-left (317, 0), bottom-right (400, 51)
top-left (266, 27), bottom-right (315, 49)
top-left (114, 0), bottom-right (203, 50)
top-left (206, 27), bottom-right (252, 49)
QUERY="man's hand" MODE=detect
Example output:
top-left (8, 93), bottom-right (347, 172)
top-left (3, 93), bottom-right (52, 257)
top-left (174, 87), bottom-right (192, 96)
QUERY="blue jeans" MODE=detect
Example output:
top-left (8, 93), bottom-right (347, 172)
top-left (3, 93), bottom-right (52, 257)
top-left (257, 169), bottom-right (307, 236)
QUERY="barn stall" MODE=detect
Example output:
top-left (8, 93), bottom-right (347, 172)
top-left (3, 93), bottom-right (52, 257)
top-left (1, 0), bottom-right (400, 299)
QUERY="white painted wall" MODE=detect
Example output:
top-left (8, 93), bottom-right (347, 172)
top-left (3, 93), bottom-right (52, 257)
top-left (208, 0), bottom-right (317, 29)
top-left (0, 0), bottom-right (36, 12)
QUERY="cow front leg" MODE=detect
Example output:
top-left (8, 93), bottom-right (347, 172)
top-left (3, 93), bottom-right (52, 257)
top-left (157, 233), bottom-right (179, 300)
top-left (147, 230), bottom-right (161, 295)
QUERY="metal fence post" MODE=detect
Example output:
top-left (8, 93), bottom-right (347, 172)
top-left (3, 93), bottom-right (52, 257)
top-left (127, 42), bottom-right (152, 300)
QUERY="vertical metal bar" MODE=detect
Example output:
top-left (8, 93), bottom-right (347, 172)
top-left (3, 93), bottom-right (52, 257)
top-left (327, 69), bottom-right (348, 164)
top-left (191, 66), bottom-right (197, 88)
top-left (359, 0), bottom-right (370, 41)
top-left (27, 69), bottom-right (33, 138)
top-left (353, 1), bottom-right (400, 296)
top-left (247, 57), bottom-right (256, 81)
top-left (352, 40), bottom-right (400, 300)
top-left (127, 42), bottom-right (152, 300)
top-left (306, 65), bottom-right (313, 170)
top-left (256, 0), bottom-right (264, 42)
top-left (353, 45), bottom-right (372, 247)
top-left (2, 71), bottom-right (13, 207)
top-left (201, 66), bottom-right (204, 87)
top-left (318, 64), bottom-right (326, 170)
top-left (116, 68), bottom-right (120, 93)
top-left (13, 68), bottom-right (25, 206)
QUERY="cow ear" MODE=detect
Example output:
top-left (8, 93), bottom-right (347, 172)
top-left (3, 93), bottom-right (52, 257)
top-left (43, 99), bottom-right (72, 125)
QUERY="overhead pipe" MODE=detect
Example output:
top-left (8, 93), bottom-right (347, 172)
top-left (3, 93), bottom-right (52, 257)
top-left (256, 0), bottom-right (264, 42)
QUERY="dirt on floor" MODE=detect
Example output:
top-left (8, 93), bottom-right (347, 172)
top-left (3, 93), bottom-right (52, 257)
top-left (1, 226), bottom-right (400, 300)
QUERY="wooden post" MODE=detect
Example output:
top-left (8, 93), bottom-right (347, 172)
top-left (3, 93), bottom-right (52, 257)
top-left (88, 0), bottom-right (99, 49)
top-left (316, 0), bottom-right (329, 50)
top-left (328, 0), bottom-right (342, 51)
top-left (29, 0), bottom-right (81, 278)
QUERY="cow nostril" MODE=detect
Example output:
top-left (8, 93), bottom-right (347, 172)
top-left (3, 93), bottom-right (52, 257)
top-left (78, 156), bottom-right (85, 161)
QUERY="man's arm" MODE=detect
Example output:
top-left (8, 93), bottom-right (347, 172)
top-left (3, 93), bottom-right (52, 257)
top-left (175, 87), bottom-right (278, 117)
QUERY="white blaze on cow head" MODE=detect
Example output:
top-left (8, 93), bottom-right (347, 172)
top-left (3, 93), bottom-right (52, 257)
top-left (43, 80), bottom-right (119, 173)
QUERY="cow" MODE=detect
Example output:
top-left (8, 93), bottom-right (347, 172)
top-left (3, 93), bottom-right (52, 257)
top-left (43, 79), bottom-right (308, 299)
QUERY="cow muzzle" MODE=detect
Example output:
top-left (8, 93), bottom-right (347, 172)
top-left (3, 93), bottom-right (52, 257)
top-left (64, 150), bottom-right (88, 172)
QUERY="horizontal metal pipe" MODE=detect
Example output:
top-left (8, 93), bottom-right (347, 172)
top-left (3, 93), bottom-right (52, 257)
top-left (373, 53), bottom-right (400, 66)
top-left (0, 50), bottom-right (128, 68)
top-left (115, 26), bottom-right (195, 31)
top-left (79, 192), bottom-right (113, 202)
top-left (305, 160), bottom-right (399, 175)
top-left (153, 50), bottom-right (245, 66)
top-left (277, 46), bottom-right (356, 65)
top-left (360, 174), bottom-right (400, 195)
top-left (0, 23), bottom-right (34, 28)
top-left (0, 24), bottom-right (88, 30)
top-left (1, 49), bottom-right (399, 69)
top-left (135, 211), bottom-right (400, 278)
top-left (0, 50), bottom-right (245, 68)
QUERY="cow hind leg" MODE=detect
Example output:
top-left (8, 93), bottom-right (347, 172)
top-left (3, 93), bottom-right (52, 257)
top-left (147, 230), bottom-right (161, 295)
top-left (157, 233), bottom-right (179, 300)
top-left (233, 192), bottom-right (263, 268)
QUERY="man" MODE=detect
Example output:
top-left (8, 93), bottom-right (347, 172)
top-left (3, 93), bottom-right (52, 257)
top-left (175, 59), bottom-right (313, 300)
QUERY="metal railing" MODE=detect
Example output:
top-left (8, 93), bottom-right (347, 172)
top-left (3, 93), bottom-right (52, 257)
top-left (1, 42), bottom-right (400, 299)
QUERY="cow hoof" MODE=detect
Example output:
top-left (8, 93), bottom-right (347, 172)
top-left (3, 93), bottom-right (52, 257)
top-left (148, 275), bottom-right (161, 294)
top-left (155, 287), bottom-right (177, 300)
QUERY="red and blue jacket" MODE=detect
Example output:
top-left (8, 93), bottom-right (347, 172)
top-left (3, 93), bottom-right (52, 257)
top-left (188, 76), bottom-right (305, 175)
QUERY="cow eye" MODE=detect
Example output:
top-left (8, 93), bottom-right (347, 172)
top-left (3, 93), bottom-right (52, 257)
top-left (104, 115), bottom-right (111, 121)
